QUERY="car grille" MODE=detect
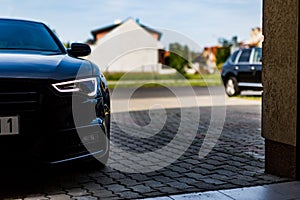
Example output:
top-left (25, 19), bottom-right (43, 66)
top-left (0, 79), bottom-right (42, 134)
top-left (0, 91), bottom-right (39, 112)
top-left (0, 79), bottom-right (41, 110)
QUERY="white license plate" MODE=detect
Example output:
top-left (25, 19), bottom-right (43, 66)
top-left (0, 116), bottom-right (19, 135)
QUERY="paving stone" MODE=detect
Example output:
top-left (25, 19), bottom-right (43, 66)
top-left (117, 191), bottom-right (142, 199)
top-left (168, 166), bottom-right (189, 173)
top-left (78, 177), bottom-right (94, 184)
top-left (60, 182), bottom-right (83, 190)
top-left (176, 177), bottom-right (198, 185)
top-left (2, 103), bottom-right (291, 200)
top-left (191, 167), bottom-right (211, 175)
top-left (204, 159), bottom-right (224, 166)
top-left (92, 190), bottom-right (118, 198)
top-left (219, 165), bottom-right (244, 172)
top-left (208, 155), bottom-right (228, 162)
top-left (105, 184), bottom-right (130, 192)
top-left (105, 172), bottom-right (127, 180)
top-left (101, 197), bottom-right (122, 200)
top-left (166, 181), bottom-right (192, 189)
top-left (188, 181), bottom-right (219, 190)
top-left (71, 196), bottom-right (97, 200)
top-left (200, 163), bottom-right (216, 170)
top-left (24, 194), bottom-right (49, 200)
top-left (129, 185), bottom-right (153, 193)
top-left (160, 170), bottom-right (183, 178)
top-left (129, 174), bottom-right (152, 182)
top-left (227, 178), bottom-right (252, 186)
top-left (241, 165), bottom-right (261, 172)
top-left (208, 174), bottom-right (233, 181)
top-left (153, 176), bottom-right (175, 183)
top-left (156, 186), bottom-right (182, 194)
top-left (67, 188), bottom-right (90, 197)
top-left (184, 172), bottom-right (205, 180)
top-left (87, 171), bottom-right (107, 178)
top-left (182, 158), bottom-right (201, 165)
top-left (202, 178), bottom-right (226, 185)
top-left (82, 182), bottom-right (102, 191)
top-left (95, 177), bottom-right (115, 185)
top-left (47, 194), bottom-right (72, 200)
top-left (216, 169), bottom-right (236, 177)
top-left (142, 191), bottom-right (166, 197)
top-left (117, 178), bottom-right (140, 187)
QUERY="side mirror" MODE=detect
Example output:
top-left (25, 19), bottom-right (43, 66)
top-left (68, 43), bottom-right (91, 57)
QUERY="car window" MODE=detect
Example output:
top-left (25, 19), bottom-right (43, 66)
top-left (252, 48), bottom-right (262, 63)
top-left (230, 50), bottom-right (239, 63)
top-left (0, 20), bottom-right (61, 52)
top-left (238, 49), bottom-right (252, 63)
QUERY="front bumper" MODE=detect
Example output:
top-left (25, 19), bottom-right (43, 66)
top-left (0, 122), bottom-right (109, 165)
top-left (0, 78), bottom-right (109, 165)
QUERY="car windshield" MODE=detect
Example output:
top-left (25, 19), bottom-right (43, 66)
top-left (0, 20), bottom-right (62, 53)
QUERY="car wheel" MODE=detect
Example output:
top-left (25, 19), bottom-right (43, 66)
top-left (225, 77), bottom-right (240, 97)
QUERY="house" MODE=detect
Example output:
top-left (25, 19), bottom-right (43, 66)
top-left (192, 27), bottom-right (264, 74)
top-left (192, 46), bottom-right (219, 74)
top-left (87, 18), bottom-right (176, 74)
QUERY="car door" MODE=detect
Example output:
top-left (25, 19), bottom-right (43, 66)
top-left (236, 48), bottom-right (253, 83)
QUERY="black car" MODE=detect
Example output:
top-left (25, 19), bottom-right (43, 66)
top-left (0, 18), bottom-right (110, 166)
top-left (221, 47), bottom-right (262, 96)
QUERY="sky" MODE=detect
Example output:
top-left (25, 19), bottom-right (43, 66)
top-left (0, 0), bottom-right (262, 52)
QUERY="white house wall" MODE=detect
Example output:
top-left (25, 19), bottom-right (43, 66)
top-left (88, 19), bottom-right (172, 74)
top-left (106, 48), bottom-right (159, 73)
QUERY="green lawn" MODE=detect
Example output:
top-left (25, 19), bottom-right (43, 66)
top-left (106, 73), bottom-right (222, 89)
top-left (237, 95), bottom-right (262, 101)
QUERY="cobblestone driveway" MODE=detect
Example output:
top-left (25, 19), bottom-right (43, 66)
top-left (0, 87), bottom-right (290, 200)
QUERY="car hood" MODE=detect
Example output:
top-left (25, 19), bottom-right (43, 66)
top-left (0, 52), bottom-right (93, 81)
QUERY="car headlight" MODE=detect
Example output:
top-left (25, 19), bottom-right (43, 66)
top-left (52, 77), bottom-right (98, 97)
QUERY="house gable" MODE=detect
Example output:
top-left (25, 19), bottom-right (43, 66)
top-left (91, 18), bottom-right (162, 42)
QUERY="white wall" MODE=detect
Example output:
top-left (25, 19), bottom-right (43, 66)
top-left (88, 19), bottom-right (175, 74)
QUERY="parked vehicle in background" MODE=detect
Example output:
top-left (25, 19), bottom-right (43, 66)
top-left (221, 47), bottom-right (262, 96)
top-left (0, 18), bottom-right (110, 166)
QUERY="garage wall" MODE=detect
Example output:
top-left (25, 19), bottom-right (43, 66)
top-left (262, 0), bottom-right (299, 178)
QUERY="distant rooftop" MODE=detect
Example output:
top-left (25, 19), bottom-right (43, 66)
top-left (90, 18), bottom-right (162, 42)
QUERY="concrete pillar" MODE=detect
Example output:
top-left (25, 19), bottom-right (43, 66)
top-left (262, 0), bottom-right (299, 178)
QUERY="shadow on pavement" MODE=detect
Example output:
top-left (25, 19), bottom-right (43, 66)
top-left (0, 162), bottom-right (104, 199)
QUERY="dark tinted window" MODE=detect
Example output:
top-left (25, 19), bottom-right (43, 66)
top-left (238, 49), bottom-right (252, 63)
top-left (230, 50), bottom-right (239, 63)
top-left (252, 48), bottom-right (262, 63)
top-left (0, 20), bottom-right (61, 52)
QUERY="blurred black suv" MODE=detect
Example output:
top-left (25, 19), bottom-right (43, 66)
top-left (221, 47), bottom-right (262, 96)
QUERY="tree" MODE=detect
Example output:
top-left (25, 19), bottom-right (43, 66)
top-left (64, 42), bottom-right (71, 49)
top-left (216, 36), bottom-right (237, 67)
top-left (216, 47), bottom-right (231, 66)
top-left (218, 37), bottom-right (231, 47)
top-left (166, 43), bottom-right (192, 75)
